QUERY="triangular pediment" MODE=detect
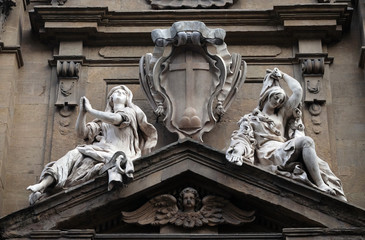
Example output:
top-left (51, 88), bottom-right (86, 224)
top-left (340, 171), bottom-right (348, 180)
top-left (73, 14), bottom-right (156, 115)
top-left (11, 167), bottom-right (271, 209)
top-left (1, 139), bottom-right (364, 238)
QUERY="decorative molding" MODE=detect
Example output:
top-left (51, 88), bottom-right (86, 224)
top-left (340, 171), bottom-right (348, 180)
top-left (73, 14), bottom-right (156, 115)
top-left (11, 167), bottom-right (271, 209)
top-left (296, 54), bottom-right (328, 104)
top-left (147, 0), bottom-right (235, 9)
top-left (308, 102), bottom-right (323, 134)
top-left (29, 4), bottom-right (352, 46)
top-left (30, 230), bottom-right (95, 239)
top-left (297, 54), bottom-right (327, 135)
top-left (301, 58), bottom-right (325, 75)
top-left (55, 60), bottom-right (81, 107)
top-left (0, 41), bottom-right (24, 67)
top-left (56, 60), bottom-right (80, 78)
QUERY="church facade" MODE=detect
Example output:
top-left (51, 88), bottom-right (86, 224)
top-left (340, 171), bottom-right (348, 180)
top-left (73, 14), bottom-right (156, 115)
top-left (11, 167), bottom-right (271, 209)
top-left (0, 0), bottom-right (364, 239)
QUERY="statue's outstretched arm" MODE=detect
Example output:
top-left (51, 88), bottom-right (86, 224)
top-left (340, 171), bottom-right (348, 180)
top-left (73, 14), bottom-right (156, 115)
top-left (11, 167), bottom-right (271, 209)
top-left (82, 97), bottom-right (123, 126)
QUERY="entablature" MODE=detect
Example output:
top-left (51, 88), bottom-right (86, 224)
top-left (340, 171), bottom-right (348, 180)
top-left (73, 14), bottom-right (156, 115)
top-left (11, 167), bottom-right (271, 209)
top-left (29, 4), bottom-right (352, 46)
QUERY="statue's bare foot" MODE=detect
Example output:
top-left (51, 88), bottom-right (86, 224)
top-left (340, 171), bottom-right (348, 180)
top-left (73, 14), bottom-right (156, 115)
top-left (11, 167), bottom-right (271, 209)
top-left (318, 183), bottom-right (336, 195)
top-left (27, 183), bottom-right (45, 193)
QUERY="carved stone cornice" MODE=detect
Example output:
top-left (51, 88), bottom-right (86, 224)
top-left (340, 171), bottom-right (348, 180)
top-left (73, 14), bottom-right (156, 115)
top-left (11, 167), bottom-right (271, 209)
top-left (29, 4), bottom-right (352, 46)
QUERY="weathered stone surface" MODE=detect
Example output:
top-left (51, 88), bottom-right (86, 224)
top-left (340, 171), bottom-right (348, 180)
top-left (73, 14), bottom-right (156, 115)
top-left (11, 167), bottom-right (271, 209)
top-left (0, 3), bottom-right (364, 240)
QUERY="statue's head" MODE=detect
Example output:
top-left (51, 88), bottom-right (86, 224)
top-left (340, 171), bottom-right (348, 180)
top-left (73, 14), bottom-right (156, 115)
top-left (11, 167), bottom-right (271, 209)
top-left (178, 187), bottom-right (201, 212)
top-left (258, 86), bottom-right (287, 111)
top-left (105, 85), bottom-right (134, 112)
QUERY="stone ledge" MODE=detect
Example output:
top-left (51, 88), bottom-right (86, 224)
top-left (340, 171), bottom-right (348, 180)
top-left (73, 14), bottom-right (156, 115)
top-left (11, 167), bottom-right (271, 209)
top-left (0, 41), bottom-right (23, 67)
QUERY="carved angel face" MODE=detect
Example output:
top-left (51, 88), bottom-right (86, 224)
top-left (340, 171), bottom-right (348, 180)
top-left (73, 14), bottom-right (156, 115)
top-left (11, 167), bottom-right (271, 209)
top-left (178, 187), bottom-right (200, 212)
top-left (183, 192), bottom-right (196, 212)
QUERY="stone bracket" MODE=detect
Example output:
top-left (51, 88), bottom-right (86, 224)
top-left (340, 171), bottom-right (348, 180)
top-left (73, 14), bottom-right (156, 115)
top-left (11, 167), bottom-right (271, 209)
top-left (49, 56), bottom-right (84, 107)
top-left (295, 53), bottom-right (331, 104)
top-left (296, 53), bottom-right (329, 135)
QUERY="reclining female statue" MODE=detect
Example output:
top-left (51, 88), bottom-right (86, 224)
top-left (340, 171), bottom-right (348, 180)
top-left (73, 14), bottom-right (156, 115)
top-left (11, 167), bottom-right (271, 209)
top-left (27, 85), bottom-right (157, 204)
top-left (226, 68), bottom-right (346, 201)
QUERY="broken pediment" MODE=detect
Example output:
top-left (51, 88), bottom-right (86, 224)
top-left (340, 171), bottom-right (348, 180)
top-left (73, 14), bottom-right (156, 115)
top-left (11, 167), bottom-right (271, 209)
top-left (1, 139), bottom-right (364, 238)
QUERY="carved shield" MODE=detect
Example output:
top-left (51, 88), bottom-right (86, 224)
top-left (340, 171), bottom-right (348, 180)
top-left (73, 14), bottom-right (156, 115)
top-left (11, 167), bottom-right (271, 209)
top-left (159, 46), bottom-right (223, 137)
top-left (139, 21), bottom-right (246, 141)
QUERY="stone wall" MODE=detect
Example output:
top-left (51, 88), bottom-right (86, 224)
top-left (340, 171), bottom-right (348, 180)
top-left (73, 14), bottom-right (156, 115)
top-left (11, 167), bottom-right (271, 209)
top-left (327, 4), bottom-right (365, 206)
top-left (0, 0), bottom-right (364, 217)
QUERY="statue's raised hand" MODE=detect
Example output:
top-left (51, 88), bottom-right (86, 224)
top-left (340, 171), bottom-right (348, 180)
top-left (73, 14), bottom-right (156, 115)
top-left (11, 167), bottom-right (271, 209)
top-left (79, 97), bottom-right (87, 113)
top-left (82, 97), bottom-right (93, 112)
top-left (270, 68), bottom-right (282, 80)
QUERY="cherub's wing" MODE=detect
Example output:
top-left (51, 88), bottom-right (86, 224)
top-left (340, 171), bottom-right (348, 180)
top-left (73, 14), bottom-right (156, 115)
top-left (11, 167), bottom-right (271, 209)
top-left (121, 194), bottom-right (178, 226)
top-left (200, 195), bottom-right (255, 226)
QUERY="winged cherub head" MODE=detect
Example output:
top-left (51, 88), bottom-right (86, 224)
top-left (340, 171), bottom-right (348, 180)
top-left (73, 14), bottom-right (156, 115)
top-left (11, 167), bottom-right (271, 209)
top-left (178, 187), bottom-right (201, 212)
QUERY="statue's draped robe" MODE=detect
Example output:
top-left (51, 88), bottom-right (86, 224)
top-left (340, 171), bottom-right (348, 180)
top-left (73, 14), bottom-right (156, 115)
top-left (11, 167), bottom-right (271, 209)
top-left (227, 109), bottom-right (346, 200)
top-left (39, 107), bottom-right (157, 190)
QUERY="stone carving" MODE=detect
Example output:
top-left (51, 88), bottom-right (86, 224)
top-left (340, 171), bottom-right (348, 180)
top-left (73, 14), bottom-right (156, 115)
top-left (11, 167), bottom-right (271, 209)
top-left (140, 21), bottom-right (246, 141)
top-left (301, 58), bottom-right (324, 75)
top-left (309, 102), bottom-right (323, 134)
top-left (226, 68), bottom-right (346, 201)
top-left (301, 58), bottom-right (326, 135)
top-left (55, 60), bottom-right (81, 107)
top-left (122, 187), bottom-right (255, 228)
top-left (27, 85), bottom-right (158, 204)
top-left (56, 60), bottom-right (80, 78)
top-left (147, 0), bottom-right (235, 9)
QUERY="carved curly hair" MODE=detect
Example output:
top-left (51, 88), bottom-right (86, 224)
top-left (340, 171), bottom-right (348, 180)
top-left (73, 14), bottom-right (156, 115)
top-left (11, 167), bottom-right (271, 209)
top-left (178, 187), bottom-right (201, 212)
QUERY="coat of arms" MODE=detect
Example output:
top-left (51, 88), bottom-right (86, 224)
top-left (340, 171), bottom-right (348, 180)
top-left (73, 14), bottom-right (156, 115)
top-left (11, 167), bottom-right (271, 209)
top-left (140, 21), bottom-right (246, 140)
